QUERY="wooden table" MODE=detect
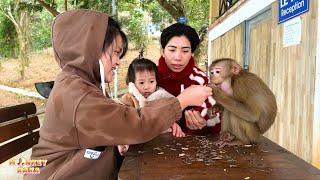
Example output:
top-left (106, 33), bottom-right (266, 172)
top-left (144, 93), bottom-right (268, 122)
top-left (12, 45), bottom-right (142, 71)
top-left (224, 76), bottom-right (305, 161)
top-left (119, 134), bottom-right (320, 179)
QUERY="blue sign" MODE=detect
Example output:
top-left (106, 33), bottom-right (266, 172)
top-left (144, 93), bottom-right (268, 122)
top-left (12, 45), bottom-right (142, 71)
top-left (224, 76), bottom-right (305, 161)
top-left (178, 16), bottom-right (187, 24)
top-left (278, 0), bottom-right (309, 24)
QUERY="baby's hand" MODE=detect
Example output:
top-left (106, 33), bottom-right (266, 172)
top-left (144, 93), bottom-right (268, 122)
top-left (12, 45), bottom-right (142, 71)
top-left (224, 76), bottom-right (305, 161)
top-left (117, 145), bottom-right (129, 156)
top-left (171, 123), bottom-right (185, 138)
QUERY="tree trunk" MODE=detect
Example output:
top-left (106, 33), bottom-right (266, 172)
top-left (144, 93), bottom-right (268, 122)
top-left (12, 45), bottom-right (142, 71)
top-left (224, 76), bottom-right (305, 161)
top-left (7, 8), bottom-right (31, 80)
top-left (64, 0), bottom-right (68, 11)
top-left (1, 2), bottom-right (37, 80)
top-left (156, 0), bottom-right (186, 21)
top-left (36, 0), bottom-right (60, 16)
top-left (18, 34), bottom-right (29, 79)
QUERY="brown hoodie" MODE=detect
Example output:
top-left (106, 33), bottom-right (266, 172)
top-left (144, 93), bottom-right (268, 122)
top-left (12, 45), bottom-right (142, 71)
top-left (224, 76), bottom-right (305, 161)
top-left (24, 10), bottom-right (181, 180)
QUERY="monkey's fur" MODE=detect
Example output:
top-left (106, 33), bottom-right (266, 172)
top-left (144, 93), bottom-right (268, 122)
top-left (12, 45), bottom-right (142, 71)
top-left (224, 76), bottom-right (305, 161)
top-left (209, 58), bottom-right (277, 144)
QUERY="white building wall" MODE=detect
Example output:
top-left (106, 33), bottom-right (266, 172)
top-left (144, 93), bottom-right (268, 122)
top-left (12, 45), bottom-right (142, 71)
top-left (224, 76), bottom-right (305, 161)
top-left (208, 0), bottom-right (275, 66)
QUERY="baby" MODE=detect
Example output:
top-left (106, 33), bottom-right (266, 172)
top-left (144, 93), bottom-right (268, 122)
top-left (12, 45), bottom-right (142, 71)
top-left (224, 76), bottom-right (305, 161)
top-left (116, 57), bottom-right (185, 155)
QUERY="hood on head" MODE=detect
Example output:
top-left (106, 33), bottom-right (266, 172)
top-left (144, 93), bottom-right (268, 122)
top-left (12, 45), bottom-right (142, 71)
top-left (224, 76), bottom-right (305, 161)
top-left (52, 10), bottom-right (109, 86)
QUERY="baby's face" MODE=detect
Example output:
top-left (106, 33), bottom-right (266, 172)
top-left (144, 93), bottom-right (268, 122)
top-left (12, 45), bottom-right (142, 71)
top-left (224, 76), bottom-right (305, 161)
top-left (134, 70), bottom-right (157, 98)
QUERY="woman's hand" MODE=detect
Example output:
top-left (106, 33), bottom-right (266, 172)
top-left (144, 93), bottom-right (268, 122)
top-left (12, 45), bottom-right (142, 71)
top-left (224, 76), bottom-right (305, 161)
top-left (185, 110), bottom-right (207, 130)
top-left (177, 85), bottom-right (212, 109)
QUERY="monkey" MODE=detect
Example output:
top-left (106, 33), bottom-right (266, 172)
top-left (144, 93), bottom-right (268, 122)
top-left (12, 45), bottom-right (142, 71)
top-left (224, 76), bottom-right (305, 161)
top-left (208, 58), bottom-right (277, 147)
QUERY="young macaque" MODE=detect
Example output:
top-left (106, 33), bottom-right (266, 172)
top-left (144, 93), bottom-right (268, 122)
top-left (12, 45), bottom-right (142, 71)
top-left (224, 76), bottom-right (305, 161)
top-left (209, 58), bottom-right (277, 147)
top-left (206, 104), bottom-right (223, 127)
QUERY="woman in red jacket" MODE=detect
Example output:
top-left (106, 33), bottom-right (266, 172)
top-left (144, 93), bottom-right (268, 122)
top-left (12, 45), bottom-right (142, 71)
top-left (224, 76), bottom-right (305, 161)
top-left (158, 23), bottom-right (221, 135)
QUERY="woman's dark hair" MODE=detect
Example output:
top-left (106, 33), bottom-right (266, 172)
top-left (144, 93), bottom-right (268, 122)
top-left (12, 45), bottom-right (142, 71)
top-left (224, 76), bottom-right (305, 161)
top-left (126, 58), bottom-right (159, 85)
top-left (103, 17), bottom-right (128, 58)
top-left (160, 23), bottom-right (200, 53)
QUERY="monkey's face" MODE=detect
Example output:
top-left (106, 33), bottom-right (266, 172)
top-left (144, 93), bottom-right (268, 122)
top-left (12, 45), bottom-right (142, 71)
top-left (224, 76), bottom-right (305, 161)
top-left (210, 65), bottom-right (225, 85)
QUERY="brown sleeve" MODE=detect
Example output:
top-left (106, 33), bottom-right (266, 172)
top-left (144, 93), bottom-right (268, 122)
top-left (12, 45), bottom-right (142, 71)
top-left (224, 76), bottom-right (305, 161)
top-left (118, 93), bottom-right (139, 108)
top-left (75, 91), bottom-right (181, 148)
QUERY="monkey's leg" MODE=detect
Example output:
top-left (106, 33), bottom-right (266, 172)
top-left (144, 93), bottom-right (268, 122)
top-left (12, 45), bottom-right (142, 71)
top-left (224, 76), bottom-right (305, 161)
top-left (216, 113), bottom-right (249, 148)
top-left (215, 111), bottom-right (234, 147)
top-left (226, 114), bottom-right (259, 146)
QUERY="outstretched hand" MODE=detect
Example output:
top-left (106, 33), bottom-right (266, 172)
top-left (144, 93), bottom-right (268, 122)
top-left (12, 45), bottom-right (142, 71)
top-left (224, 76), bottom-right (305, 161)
top-left (166, 123), bottom-right (186, 137)
top-left (177, 85), bottom-right (212, 109)
top-left (185, 110), bottom-right (206, 130)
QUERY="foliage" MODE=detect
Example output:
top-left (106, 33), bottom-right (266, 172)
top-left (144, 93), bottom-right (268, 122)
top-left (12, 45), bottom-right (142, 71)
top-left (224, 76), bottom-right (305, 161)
top-left (0, 14), bottom-right (17, 58)
top-left (34, 0), bottom-right (112, 16)
top-left (30, 10), bottom-right (53, 51)
top-left (185, 0), bottom-right (209, 33)
top-left (185, 0), bottom-right (209, 63)
top-left (70, 0), bottom-right (112, 14)
top-left (118, 1), bottom-right (148, 50)
top-left (142, 1), bottom-right (173, 30)
top-left (0, 0), bottom-right (43, 79)
top-left (0, 0), bottom-right (209, 58)
top-left (144, 0), bottom-right (209, 33)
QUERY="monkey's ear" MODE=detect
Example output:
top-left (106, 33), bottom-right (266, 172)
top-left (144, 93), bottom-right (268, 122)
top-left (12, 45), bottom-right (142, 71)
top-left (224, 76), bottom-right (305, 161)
top-left (231, 62), bottom-right (241, 75)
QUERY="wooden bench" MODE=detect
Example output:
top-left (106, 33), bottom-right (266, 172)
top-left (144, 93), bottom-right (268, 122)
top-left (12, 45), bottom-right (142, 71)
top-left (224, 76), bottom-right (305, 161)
top-left (0, 102), bottom-right (40, 164)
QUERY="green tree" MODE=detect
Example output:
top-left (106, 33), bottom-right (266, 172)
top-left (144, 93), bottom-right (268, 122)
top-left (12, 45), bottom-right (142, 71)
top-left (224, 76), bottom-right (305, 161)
top-left (0, 0), bottom-right (42, 79)
top-left (155, 0), bottom-right (185, 21)
top-left (118, 1), bottom-right (148, 50)
top-left (30, 10), bottom-right (53, 51)
top-left (185, 0), bottom-right (209, 31)
top-left (35, 0), bottom-right (113, 17)
top-left (35, 0), bottom-right (59, 16)
top-left (34, 0), bottom-right (209, 59)
top-left (185, 0), bottom-right (209, 63)
top-left (141, 1), bottom-right (173, 30)
top-left (71, 0), bottom-right (112, 13)
top-left (0, 14), bottom-right (17, 58)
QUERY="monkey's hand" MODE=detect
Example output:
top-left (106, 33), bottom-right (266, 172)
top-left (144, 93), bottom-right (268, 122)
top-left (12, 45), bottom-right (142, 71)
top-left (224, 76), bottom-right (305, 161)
top-left (185, 110), bottom-right (206, 130)
top-left (214, 139), bottom-right (225, 147)
top-left (208, 83), bottom-right (223, 96)
top-left (208, 83), bottom-right (218, 89)
top-left (215, 132), bottom-right (246, 148)
top-left (215, 132), bottom-right (236, 147)
top-left (220, 132), bottom-right (236, 142)
top-left (216, 139), bottom-right (244, 148)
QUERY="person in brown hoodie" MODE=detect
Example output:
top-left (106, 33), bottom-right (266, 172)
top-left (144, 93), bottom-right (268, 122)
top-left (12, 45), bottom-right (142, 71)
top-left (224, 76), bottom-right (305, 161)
top-left (24, 10), bottom-right (212, 180)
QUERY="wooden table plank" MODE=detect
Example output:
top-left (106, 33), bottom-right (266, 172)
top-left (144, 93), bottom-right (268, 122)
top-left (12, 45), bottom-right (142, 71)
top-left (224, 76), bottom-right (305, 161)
top-left (119, 134), bottom-right (320, 179)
